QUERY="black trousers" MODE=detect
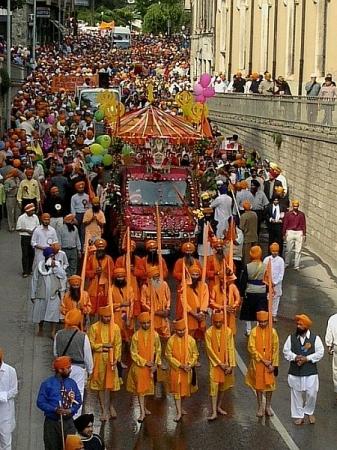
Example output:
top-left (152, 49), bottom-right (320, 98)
top-left (268, 224), bottom-right (283, 256)
top-left (21, 235), bottom-right (34, 275)
top-left (43, 417), bottom-right (76, 450)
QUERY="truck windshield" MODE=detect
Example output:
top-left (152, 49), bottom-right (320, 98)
top-left (80, 90), bottom-right (120, 109)
top-left (128, 180), bottom-right (187, 206)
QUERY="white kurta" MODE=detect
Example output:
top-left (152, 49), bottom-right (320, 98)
top-left (263, 255), bottom-right (285, 316)
top-left (31, 225), bottom-right (58, 267)
top-left (210, 194), bottom-right (233, 237)
top-left (325, 313), bottom-right (337, 392)
top-left (283, 331), bottom-right (324, 418)
top-left (0, 362), bottom-right (18, 450)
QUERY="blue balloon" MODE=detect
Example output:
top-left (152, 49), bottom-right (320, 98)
top-left (91, 155), bottom-right (103, 164)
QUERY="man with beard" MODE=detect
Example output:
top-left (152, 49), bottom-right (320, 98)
top-left (205, 312), bottom-right (236, 420)
top-left (265, 195), bottom-right (287, 255)
top-left (70, 181), bottom-right (91, 245)
top-left (37, 356), bottom-right (81, 450)
top-left (88, 305), bottom-right (122, 421)
top-left (31, 212), bottom-right (59, 268)
top-left (74, 414), bottom-right (105, 449)
top-left (283, 314), bottom-right (324, 425)
top-left (83, 196), bottom-right (106, 244)
top-left (141, 240), bottom-right (168, 282)
top-left (110, 268), bottom-right (135, 343)
top-left (206, 238), bottom-right (232, 291)
top-left (17, 166), bottom-right (41, 211)
top-left (54, 309), bottom-right (93, 416)
top-left (59, 214), bottom-right (82, 276)
top-left (126, 312), bottom-right (162, 423)
top-left (250, 179), bottom-right (269, 236)
top-left (61, 275), bottom-right (92, 320)
top-left (263, 243), bottom-right (285, 322)
top-left (283, 200), bottom-right (306, 271)
top-left (173, 242), bottom-right (201, 283)
top-left (31, 246), bottom-right (66, 338)
top-left (86, 239), bottom-right (114, 315)
top-left (44, 186), bottom-right (67, 239)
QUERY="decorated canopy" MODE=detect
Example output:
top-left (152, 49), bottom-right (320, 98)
top-left (116, 105), bottom-right (204, 145)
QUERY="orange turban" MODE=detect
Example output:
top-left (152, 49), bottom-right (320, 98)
top-left (250, 245), bottom-right (262, 261)
top-left (212, 312), bottom-right (224, 322)
top-left (292, 200), bottom-right (300, 207)
top-left (24, 203), bottom-right (35, 213)
top-left (269, 242), bottom-right (279, 253)
top-left (173, 319), bottom-right (186, 330)
top-left (274, 186), bottom-right (284, 194)
top-left (189, 264), bottom-right (201, 276)
top-left (242, 200), bottom-right (251, 211)
top-left (145, 240), bottom-right (157, 250)
top-left (92, 196), bottom-right (100, 205)
top-left (94, 239), bottom-right (107, 249)
top-left (211, 238), bottom-right (224, 249)
top-left (13, 159), bottom-right (21, 168)
top-left (181, 242), bottom-right (195, 253)
top-left (41, 213), bottom-right (51, 220)
top-left (98, 305), bottom-right (112, 317)
top-left (65, 435), bottom-right (83, 450)
top-left (75, 181), bottom-right (85, 191)
top-left (65, 309), bottom-right (82, 328)
top-left (240, 180), bottom-right (248, 189)
top-left (147, 266), bottom-right (160, 278)
top-left (295, 314), bottom-right (312, 329)
top-left (113, 268), bottom-right (126, 278)
top-left (53, 356), bottom-right (72, 370)
top-left (138, 312), bottom-right (150, 323)
top-left (68, 275), bottom-right (82, 287)
top-left (64, 214), bottom-right (75, 223)
top-left (256, 310), bottom-right (269, 322)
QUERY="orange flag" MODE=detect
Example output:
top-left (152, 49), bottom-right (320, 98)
top-left (155, 204), bottom-right (164, 282)
top-left (222, 258), bottom-right (228, 365)
top-left (182, 260), bottom-right (189, 361)
top-left (264, 258), bottom-right (274, 359)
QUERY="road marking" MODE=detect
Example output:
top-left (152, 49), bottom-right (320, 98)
top-left (236, 351), bottom-right (300, 450)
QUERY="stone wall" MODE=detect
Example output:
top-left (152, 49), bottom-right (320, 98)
top-left (12, 5), bottom-right (31, 47)
top-left (211, 118), bottom-right (337, 270)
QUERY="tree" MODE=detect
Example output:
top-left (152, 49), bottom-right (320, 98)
top-left (142, 1), bottom-right (185, 34)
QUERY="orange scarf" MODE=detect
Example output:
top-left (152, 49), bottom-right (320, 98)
top-left (92, 322), bottom-right (116, 389)
top-left (255, 326), bottom-right (274, 390)
top-left (170, 335), bottom-right (189, 396)
top-left (136, 330), bottom-right (153, 394)
top-left (211, 326), bottom-right (226, 383)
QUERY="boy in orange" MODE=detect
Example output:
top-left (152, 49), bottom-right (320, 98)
top-left (60, 275), bottom-right (92, 319)
top-left (126, 312), bottom-right (162, 422)
top-left (245, 310), bottom-right (279, 417)
top-left (166, 319), bottom-right (199, 422)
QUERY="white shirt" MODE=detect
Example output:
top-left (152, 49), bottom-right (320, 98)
top-left (263, 255), bottom-right (285, 285)
top-left (31, 225), bottom-right (58, 249)
top-left (325, 313), bottom-right (337, 348)
top-left (210, 194), bottom-right (233, 224)
top-left (0, 362), bottom-right (18, 433)
top-left (16, 213), bottom-right (40, 236)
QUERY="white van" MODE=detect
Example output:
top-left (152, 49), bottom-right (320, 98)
top-left (111, 26), bottom-right (131, 49)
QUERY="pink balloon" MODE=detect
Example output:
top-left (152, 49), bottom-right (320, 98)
top-left (196, 94), bottom-right (206, 104)
top-left (193, 83), bottom-right (204, 96)
top-left (203, 86), bottom-right (215, 98)
top-left (199, 73), bottom-right (212, 88)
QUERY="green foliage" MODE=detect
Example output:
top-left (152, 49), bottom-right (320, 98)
top-left (78, 5), bottom-right (137, 26)
top-left (0, 68), bottom-right (10, 97)
top-left (143, 1), bottom-right (185, 34)
top-left (135, 0), bottom-right (157, 18)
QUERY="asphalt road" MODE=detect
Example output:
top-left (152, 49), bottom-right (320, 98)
top-left (1, 229), bottom-right (337, 450)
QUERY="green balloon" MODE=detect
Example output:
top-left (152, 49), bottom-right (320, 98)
top-left (94, 110), bottom-right (104, 121)
top-left (90, 143), bottom-right (104, 155)
top-left (96, 134), bottom-right (111, 149)
top-left (102, 154), bottom-right (113, 166)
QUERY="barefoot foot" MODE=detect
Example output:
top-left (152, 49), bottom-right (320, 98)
top-left (217, 407), bottom-right (228, 416)
top-left (207, 413), bottom-right (217, 421)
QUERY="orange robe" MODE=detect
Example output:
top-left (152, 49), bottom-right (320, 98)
top-left (110, 284), bottom-right (134, 341)
top-left (60, 290), bottom-right (92, 317)
top-left (184, 282), bottom-right (209, 339)
top-left (210, 282), bottom-right (241, 335)
top-left (140, 280), bottom-right (171, 338)
top-left (140, 256), bottom-right (169, 282)
top-left (206, 255), bottom-right (226, 291)
top-left (115, 255), bottom-right (142, 316)
top-left (172, 257), bottom-right (202, 282)
top-left (86, 255), bottom-right (114, 314)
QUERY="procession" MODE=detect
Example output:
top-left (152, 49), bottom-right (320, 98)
top-left (1, 11), bottom-right (337, 450)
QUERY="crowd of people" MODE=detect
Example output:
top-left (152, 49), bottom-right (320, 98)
top-left (0, 31), bottom-right (336, 450)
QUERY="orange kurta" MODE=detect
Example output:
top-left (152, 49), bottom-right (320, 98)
top-left (210, 282), bottom-right (241, 335)
top-left (184, 282), bottom-right (209, 338)
top-left (60, 290), bottom-right (92, 317)
top-left (86, 254), bottom-right (114, 314)
top-left (115, 255), bottom-right (141, 316)
top-left (206, 255), bottom-right (226, 291)
top-left (140, 280), bottom-right (171, 337)
top-left (110, 284), bottom-right (134, 341)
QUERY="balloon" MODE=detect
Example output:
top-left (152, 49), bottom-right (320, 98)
top-left (203, 86), bottom-right (215, 98)
top-left (91, 155), bottom-right (103, 164)
top-left (195, 94), bottom-right (206, 104)
top-left (200, 73), bottom-right (212, 88)
top-left (90, 143), bottom-right (104, 155)
top-left (193, 83), bottom-right (204, 96)
top-left (102, 154), bottom-right (113, 166)
top-left (94, 110), bottom-right (104, 121)
top-left (96, 134), bottom-right (111, 149)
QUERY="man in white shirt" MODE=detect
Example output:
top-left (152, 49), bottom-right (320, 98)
top-left (263, 243), bottom-right (285, 321)
top-left (31, 213), bottom-right (58, 268)
top-left (210, 186), bottom-right (233, 238)
top-left (283, 314), bottom-right (324, 425)
top-left (0, 349), bottom-right (18, 450)
top-left (16, 203), bottom-right (40, 277)
top-left (324, 313), bottom-right (337, 398)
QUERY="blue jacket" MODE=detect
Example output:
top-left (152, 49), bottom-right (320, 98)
top-left (36, 375), bottom-right (81, 421)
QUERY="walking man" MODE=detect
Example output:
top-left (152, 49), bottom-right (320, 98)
top-left (31, 212), bottom-right (58, 268)
top-left (324, 312), bottom-right (337, 399)
top-left (263, 243), bottom-right (285, 322)
top-left (16, 203), bottom-right (39, 277)
top-left (0, 348), bottom-right (18, 450)
top-left (283, 314), bottom-right (324, 424)
top-left (59, 214), bottom-right (81, 276)
top-left (283, 200), bottom-right (306, 270)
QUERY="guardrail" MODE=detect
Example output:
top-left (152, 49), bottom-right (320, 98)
top-left (208, 94), bottom-right (337, 134)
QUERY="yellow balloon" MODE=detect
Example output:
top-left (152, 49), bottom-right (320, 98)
top-left (175, 91), bottom-right (193, 107)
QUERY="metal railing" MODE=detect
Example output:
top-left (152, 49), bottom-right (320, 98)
top-left (208, 94), bottom-right (337, 134)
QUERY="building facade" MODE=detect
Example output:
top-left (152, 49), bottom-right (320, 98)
top-left (190, 0), bottom-right (337, 94)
